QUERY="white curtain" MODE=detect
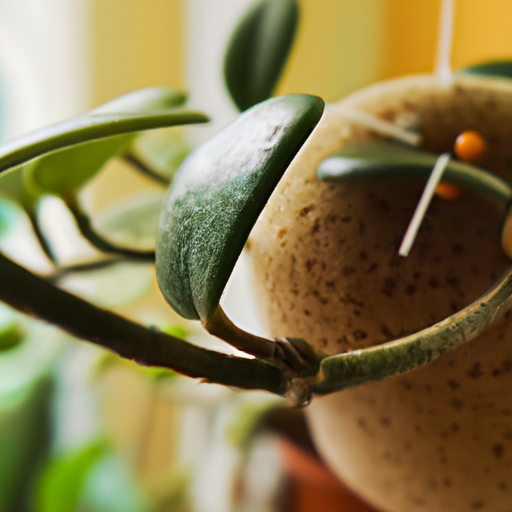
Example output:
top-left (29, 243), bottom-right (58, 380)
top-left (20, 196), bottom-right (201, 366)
top-left (0, 0), bottom-right (91, 140)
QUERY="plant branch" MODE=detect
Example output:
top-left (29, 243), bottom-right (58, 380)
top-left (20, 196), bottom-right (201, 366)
top-left (46, 257), bottom-right (149, 284)
top-left (0, 251), bottom-right (286, 395)
top-left (123, 152), bottom-right (170, 186)
top-left (65, 194), bottom-right (155, 261)
top-left (27, 212), bottom-right (58, 265)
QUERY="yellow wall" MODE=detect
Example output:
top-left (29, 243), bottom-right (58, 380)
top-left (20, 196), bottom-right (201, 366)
top-left (88, 0), bottom-right (512, 106)
top-left (89, 0), bottom-right (184, 106)
top-left (279, 0), bottom-right (512, 101)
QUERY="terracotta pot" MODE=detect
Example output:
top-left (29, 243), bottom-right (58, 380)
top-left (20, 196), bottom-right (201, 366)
top-left (279, 437), bottom-right (379, 512)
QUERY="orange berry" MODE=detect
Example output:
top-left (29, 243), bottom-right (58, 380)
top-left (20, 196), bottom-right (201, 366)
top-left (454, 130), bottom-right (486, 163)
top-left (435, 182), bottom-right (462, 200)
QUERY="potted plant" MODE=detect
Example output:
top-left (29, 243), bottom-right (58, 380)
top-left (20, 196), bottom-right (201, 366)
top-left (1, 0), bottom-right (512, 510)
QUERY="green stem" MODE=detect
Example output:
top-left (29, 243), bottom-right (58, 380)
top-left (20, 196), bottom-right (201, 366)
top-left (65, 194), bottom-right (155, 261)
top-left (0, 251), bottom-right (286, 395)
top-left (205, 306), bottom-right (277, 358)
top-left (313, 265), bottom-right (512, 394)
top-left (123, 152), bottom-right (170, 186)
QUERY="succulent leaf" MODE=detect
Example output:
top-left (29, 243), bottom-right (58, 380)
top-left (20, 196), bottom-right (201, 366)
top-left (318, 141), bottom-right (512, 203)
top-left (224, 0), bottom-right (299, 111)
top-left (24, 86), bottom-right (189, 196)
top-left (156, 94), bottom-right (324, 322)
top-left (459, 60), bottom-right (512, 80)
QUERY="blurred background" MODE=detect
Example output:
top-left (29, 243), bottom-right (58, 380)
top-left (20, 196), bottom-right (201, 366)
top-left (0, 0), bottom-right (512, 511)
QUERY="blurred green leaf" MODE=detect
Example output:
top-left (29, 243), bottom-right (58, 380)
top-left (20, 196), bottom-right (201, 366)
top-left (224, 0), bottom-right (299, 111)
top-left (0, 195), bottom-right (23, 238)
top-left (0, 304), bottom-right (23, 352)
top-left (156, 94), bottom-right (324, 321)
top-left (227, 398), bottom-right (281, 450)
top-left (0, 166), bottom-right (39, 212)
top-left (80, 453), bottom-right (152, 512)
top-left (0, 375), bottom-right (54, 512)
top-left (163, 325), bottom-right (188, 340)
top-left (59, 261), bottom-right (154, 309)
top-left (24, 87), bottom-right (190, 196)
top-left (459, 60), bottom-right (512, 79)
top-left (97, 190), bottom-right (165, 250)
top-left (132, 128), bottom-right (191, 180)
top-left (25, 136), bottom-right (134, 196)
top-left (35, 440), bottom-right (108, 512)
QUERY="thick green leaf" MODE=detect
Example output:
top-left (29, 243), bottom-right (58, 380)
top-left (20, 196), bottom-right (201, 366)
top-left (224, 0), bottom-right (299, 111)
top-left (0, 110), bottom-right (208, 182)
top-left (317, 141), bottom-right (512, 203)
top-left (459, 60), bottom-right (512, 79)
top-left (35, 441), bottom-right (107, 512)
top-left (24, 86), bottom-right (189, 196)
top-left (156, 94), bottom-right (324, 321)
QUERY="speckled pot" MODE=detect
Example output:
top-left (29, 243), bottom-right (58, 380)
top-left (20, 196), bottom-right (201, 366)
top-left (248, 75), bottom-right (512, 511)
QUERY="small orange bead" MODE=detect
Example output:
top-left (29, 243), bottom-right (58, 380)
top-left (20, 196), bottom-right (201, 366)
top-left (435, 182), bottom-right (462, 200)
top-left (454, 130), bottom-right (487, 163)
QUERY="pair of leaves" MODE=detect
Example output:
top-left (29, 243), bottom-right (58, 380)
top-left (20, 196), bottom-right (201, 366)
top-left (23, 86), bottom-right (188, 198)
top-left (0, 87), bottom-right (204, 206)
top-left (224, 0), bottom-right (299, 111)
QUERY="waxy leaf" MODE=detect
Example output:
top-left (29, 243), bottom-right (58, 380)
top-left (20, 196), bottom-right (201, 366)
top-left (224, 0), bottom-right (299, 111)
top-left (459, 60), bottom-right (512, 80)
top-left (156, 94), bottom-right (324, 321)
top-left (24, 87), bottom-right (189, 196)
top-left (0, 110), bottom-right (208, 180)
top-left (317, 141), bottom-right (512, 203)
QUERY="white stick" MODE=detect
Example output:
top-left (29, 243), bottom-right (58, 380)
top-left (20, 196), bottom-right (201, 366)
top-left (331, 105), bottom-right (422, 146)
top-left (434, 0), bottom-right (456, 85)
top-left (398, 152), bottom-right (451, 257)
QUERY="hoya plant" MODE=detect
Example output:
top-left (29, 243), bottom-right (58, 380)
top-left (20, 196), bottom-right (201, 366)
top-left (2, 0), bottom-right (512, 510)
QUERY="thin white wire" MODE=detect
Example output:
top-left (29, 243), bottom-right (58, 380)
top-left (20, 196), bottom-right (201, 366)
top-left (398, 152), bottom-right (451, 257)
top-left (435, 0), bottom-right (456, 84)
